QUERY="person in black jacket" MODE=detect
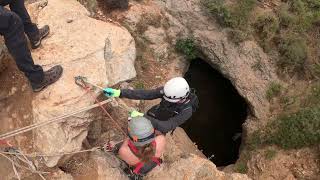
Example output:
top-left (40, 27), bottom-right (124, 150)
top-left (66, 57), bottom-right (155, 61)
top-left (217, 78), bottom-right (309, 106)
top-left (103, 77), bottom-right (199, 134)
top-left (0, 0), bottom-right (63, 92)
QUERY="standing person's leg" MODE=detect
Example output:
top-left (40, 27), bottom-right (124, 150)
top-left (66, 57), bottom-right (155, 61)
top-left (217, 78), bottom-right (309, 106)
top-left (0, 7), bottom-right (63, 92)
top-left (0, 7), bottom-right (44, 86)
top-left (1, 0), bottom-right (49, 49)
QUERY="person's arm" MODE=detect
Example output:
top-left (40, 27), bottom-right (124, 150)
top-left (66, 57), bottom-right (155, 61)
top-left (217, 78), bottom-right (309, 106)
top-left (120, 87), bottom-right (164, 100)
top-left (0, 7), bottom-right (10, 29)
top-left (147, 107), bottom-right (193, 134)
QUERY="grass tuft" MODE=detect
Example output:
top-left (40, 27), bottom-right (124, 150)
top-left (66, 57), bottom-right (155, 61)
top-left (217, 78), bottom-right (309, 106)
top-left (266, 82), bottom-right (282, 101)
top-left (175, 37), bottom-right (198, 60)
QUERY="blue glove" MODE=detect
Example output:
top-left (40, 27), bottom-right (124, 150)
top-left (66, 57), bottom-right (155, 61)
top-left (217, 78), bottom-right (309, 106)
top-left (103, 88), bottom-right (121, 97)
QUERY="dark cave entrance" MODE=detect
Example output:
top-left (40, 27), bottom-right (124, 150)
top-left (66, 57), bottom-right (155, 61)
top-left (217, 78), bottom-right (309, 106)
top-left (183, 59), bottom-right (249, 167)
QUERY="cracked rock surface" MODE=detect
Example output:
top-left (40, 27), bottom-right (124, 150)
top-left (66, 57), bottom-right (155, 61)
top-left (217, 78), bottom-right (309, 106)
top-left (29, 0), bottom-right (136, 167)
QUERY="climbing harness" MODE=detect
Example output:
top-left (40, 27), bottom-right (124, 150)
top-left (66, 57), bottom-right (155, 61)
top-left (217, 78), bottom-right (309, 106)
top-left (127, 140), bottom-right (162, 175)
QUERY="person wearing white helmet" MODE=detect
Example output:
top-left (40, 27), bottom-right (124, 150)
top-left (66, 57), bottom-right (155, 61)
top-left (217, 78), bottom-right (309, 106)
top-left (115, 116), bottom-right (166, 178)
top-left (103, 77), bottom-right (199, 134)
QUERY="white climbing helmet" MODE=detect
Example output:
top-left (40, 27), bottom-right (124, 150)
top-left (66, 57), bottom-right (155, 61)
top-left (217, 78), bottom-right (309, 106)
top-left (163, 77), bottom-right (190, 103)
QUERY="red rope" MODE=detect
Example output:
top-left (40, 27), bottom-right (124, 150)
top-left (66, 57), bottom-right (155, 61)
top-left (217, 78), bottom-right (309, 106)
top-left (84, 86), bottom-right (127, 136)
top-left (0, 139), bottom-right (12, 147)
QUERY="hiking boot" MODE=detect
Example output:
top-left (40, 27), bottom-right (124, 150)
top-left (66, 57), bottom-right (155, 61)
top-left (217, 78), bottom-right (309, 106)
top-left (30, 25), bottom-right (50, 49)
top-left (32, 65), bottom-right (63, 92)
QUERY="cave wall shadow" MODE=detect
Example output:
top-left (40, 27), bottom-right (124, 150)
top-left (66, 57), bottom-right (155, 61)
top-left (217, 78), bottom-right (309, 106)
top-left (183, 58), bottom-right (248, 166)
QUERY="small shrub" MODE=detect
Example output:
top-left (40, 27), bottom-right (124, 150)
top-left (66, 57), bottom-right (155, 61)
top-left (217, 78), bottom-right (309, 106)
top-left (266, 82), bottom-right (282, 101)
top-left (175, 38), bottom-right (198, 60)
top-left (303, 83), bottom-right (320, 107)
top-left (277, 35), bottom-right (307, 74)
top-left (305, 0), bottom-right (320, 9)
top-left (201, 0), bottom-right (257, 29)
top-left (247, 131), bottom-right (263, 150)
top-left (264, 149), bottom-right (277, 160)
top-left (266, 106), bottom-right (320, 149)
top-left (235, 161), bottom-right (248, 174)
top-left (231, 0), bottom-right (257, 28)
top-left (290, 0), bottom-right (306, 15)
top-left (136, 13), bottom-right (161, 33)
top-left (134, 81), bottom-right (145, 89)
top-left (311, 63), bottom-right (320, 78)
top-left (254, 13), bottom-right (279, 50)
top-left (227, 29), bottom-right (250, 44)
top-left (288, 0), bottom-right (319, 32)
top-left (278, 4), bottom-right (297, 28)
top-left (201, 0), bottom-right (233, 27)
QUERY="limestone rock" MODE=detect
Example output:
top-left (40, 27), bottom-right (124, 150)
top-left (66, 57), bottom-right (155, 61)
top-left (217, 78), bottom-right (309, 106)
top-left (247, 148), bottom-right (320, 180)
top-left (47, 169), bottom-right (74, 180)
top-left (160, 0), bottom-right (279, 121)
top-left (149, 128), bottom-right (250, 180)
top-left (146, 154), bottom-right (251, 180)
top-left (164, 127), bottom-right (206, 163)
top-left (72, 151), bottom-right (128, 180)
top-left (29, 0), bottom-right (136, 167)
top-left (124, 0), bottom-right (278, 126)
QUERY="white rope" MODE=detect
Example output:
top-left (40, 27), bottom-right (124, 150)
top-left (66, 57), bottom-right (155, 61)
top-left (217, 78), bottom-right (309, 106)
top-left (0, 99), bottom-right (112, 140)
top-left (0, 147), bottom-right (101, 157)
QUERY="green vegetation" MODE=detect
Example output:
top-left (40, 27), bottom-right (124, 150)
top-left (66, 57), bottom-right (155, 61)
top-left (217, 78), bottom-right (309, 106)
top-left (254, 13), bottom-right (279, 51)
top-left (264, 149), bottom-right (277, 160)
top-left (201, 0), bottom-right (233, 27)
top-left (267, 106), bottom-right (320, 149)
top-left (277, 35), bottom-right (307, 74)
top-left (134, 81), bottom-right (145, 89)
top-left (175, 37), bottom-right (198, 60)
top-left (201, 0), bottom-right (256, 29)
top-left (202, 0), bottom-right (320, 77)
top-left (311, 63), bottom-right (320, 78)
top-left (266, 82), bottom-right (282, 101)
top-left (235, 161), bottom-right (248, 174)
top-left (303, 83), bottom-right (320, 107)
top-left (227, 29), bottom-right (250, 45)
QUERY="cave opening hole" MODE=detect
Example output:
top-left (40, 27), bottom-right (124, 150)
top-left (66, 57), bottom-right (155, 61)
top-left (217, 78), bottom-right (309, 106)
top-left (183, 58), bottom-right (249, 167)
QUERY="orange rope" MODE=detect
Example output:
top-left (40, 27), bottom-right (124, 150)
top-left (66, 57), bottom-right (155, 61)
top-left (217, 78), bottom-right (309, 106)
top-left (84, 87), bottom-right (127, 136)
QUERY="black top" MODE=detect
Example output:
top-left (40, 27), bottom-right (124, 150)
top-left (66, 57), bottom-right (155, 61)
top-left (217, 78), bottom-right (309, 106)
top-left (120, 87), bottom-right (198, 134)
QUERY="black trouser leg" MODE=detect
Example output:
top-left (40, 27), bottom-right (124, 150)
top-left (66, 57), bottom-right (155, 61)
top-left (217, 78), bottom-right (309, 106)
top-left (0, 0), bottom-right (39, 39)
top-left (0, 7), bottom-right (44, 86)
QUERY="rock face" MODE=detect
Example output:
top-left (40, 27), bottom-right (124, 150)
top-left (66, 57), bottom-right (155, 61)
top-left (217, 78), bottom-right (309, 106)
top-left (247, 148), bottom-right (320, 180)
top-left (68, 127), bottom-right (249, 180)
top-left (123, 0), bottom-right (279, 127)
top-left (73, 151), bottom-right (128, 180)
top-left (29, 0), bottom-right (136, 167)
top-left (161, 0), bottom-right (278, 121)
top-left (148, 128), bottom-right (251, 180)
top-left (146, 154), bottom-right (250, 180)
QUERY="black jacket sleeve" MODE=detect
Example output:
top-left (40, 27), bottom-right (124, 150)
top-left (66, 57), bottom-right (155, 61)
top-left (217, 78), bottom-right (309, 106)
top-left (0, 7), bottom-right (10, 29)
top-left (146, 106), bottom-right (193, 134)
top-left (120, 87), bottom-right (164, 100)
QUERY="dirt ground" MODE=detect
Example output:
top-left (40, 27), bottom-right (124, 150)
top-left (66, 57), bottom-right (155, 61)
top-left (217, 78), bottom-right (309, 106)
top-left (0, 56), bottom-right (36, 179)
top-left (247, 147), bottom-right (320, 180)
top-left (0, 56), bottom-right (34, 151)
